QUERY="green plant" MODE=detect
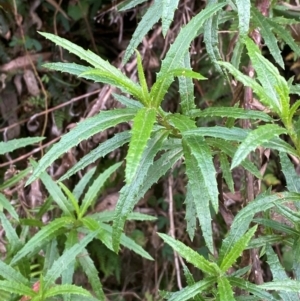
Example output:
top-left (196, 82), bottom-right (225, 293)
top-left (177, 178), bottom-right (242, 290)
top-left (2, 0), bottom-right (300, 300)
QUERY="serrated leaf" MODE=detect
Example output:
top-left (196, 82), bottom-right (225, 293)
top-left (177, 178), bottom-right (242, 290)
top-left (229, 277), bottom-right (277, 300)
top-left (123, 0), bottom-right (162, 63)
top-left (10, 216), bottom-right (74, 266)
top-left (179, 52), bottom-right (196, 115)
top-left (0, 193), bottom-right (19, 221)
top-left (231, 39), bottom-right (244, 69)
top-left (72, 167), bottom-right (97, 200)
top-left (220, 226), bottom-right (257, 272)
top-left (26, 109), bottom-right (135, 185)
top-left (166, 277), bottom-right (216, 301)
top-left (259, 280), bottom-right (300, 292)
top-left (79, 162), bottom-right (122, 218)
top-left (154, 3), bottom-right (225, 105)
top-left (252, 8), bottom-right (284, 68)
top-left (113, 130), bottom-right (168, 251)
top-left (135, 50), bottom-right (150, 103)
top-left (112, 93), bottom-right (143, 109)
top-left (161, 0), bottom-right (180, 37)
top-left (235, 0), bottom-right (250, 39)
top-left (43, 229), bottom-right (99, 289)
top-left (254, 218), bottom-right (298, 235)
top-left (118, 0), bottom-right (147, 11)
top-left (0, 280), bottom-right (35, 297)
top-left (59, 183), bottom-right (80, 217)
top-left (158, 233), bottom-right (220, 275)
top-left (266, 244), bottom-right (299, 301)
top-left (30, 160), bottom-right (74, 216)
top-left (0, 260), bottom-right (29, 285)
top-left (184, 147), bottom-right (214, 253)
top-left (79, 69), bottom-right (143, 102)
top-left (183, 136), bottom-right (218, 212)
top-left (182, 264), bottom-right (204, 301)
top-left (218, 191), bottom-right (300, 265)
top-left (125, 107), bottom-right (156, 183)
top-left (184, 186), bottom-right (197, 240)
top-left (0, 137), bottom-right (44, 155)
top-left (231, 124), bottom-right (287, 169)
top-left (44, 284), bottom-right (92, 298)
top-left (190, 107), bottom-right (272, 122)
top-left (78, 251), bottom-right (105, 300)
top-left (280, 152), bottom-right (300, 193)
top-left (217, 277), bottom-right (235, 301)
top-left (43, 62), bottom-right (92, 77)
top-left (59, 131), bottom-right (131, 181)
top-left (219, 153), bottom-right (234, 193)
top-left (264, 137), bottom-right (299, 157)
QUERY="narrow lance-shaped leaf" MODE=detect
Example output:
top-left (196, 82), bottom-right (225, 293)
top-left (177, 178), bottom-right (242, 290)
top-left (72, 167), bottom-right (97, 200)
top-left (118, 0), bottom-right (147, 11)
top-left (280, 152), bottom-right (300, 193)
top-left (135, 50), bottom-right (150, 104)
top-left (0, 260), bottom-right (29, 285)
top-left (79, 162), bottom-right (122, 218)
top-left (259, 280), bottom-right (300, 292)
top-left (0, 137), bottom-right (44, 155)
top-left (220, 226), bottom-right (257, 272)
top-left (0, 193), bottom-right (19, 221)
top-left (217, 277), bottom-right (235, 301)
top-left (0, 281), bottom-right (35, 298)
top-left (184, 186), bottom-right (197, 240)
top-left (235, 0), bottom-right (250, 39)
top-left (112, 130), bottom-right (168, 251)
top-left (125, 107), bottom-right (156, 183)
top-left (26, 109), bottom-right (135, 185)
top-left (44, 285), bottom-right (92, 298)
top-left (162, 0), bottom-right (180, 37)
top-left (231, 124), bottom-right (287, 169)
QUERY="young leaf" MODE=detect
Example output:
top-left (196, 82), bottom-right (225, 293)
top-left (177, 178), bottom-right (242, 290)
top-left (10, 216), bottom-right (75, 266)
top-left (161, 0), bottom-right (180, 37)
top-left (72, 167), bottom-right (97, 200)
top-left (0, 137), bottom-right (44, 155)
top-left (125, 107), bottom-right (156, 183)
top-left (79, 162), bottom-right (122, 218)
top-left (113, 130), bottom-right (168, 251)
top-left (78, 250), bottom-right (105, 300)
top-left (231, 124), bottom-right (287, 169)
top-left (44, 284), bottom-right (92, 298)
top-left (178, 52), bottom-right (196, 116)
top-left (135, 50), bottom-right (150, 103)
top-left (217, 277), bottom-right (235, 301)
top-left (59, 131), bottom-right (131, 181)
top-left (59, 182), bottom-right (80, 217)
top-left (123, 0), bottom-right (163, 63)
top-left (43, 229), bottom-right (100, 290)
top-left (26, 109), bottom-right (135, 185)
top-left (235, 0), bottom-right (250, 39)
top-left (220, 226), bottom-right (257, 272)
top-left (158, 233), bottom-right (220, 275)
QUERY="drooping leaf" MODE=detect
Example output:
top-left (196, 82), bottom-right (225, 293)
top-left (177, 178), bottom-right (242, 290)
top-left (113, 130), bottom-right (168, 251)
top-left (220, 226), bottom-right (257, 272)
top-left (125, 107), bottom-right (156, 183)
top-left (217, 277), bottom-right (235, 301)
top-left (26, 109), bottom-right (135, 185)
top-left (158, 233), bottom-right (220, 275)
top-left (161, 0), bottom-right (180, 37)
top-left (79, 162), bottom-right (122, 218)
top-left (10, 216), bottom-right (74, 265)
top-left (231, 124), bottom-right (287, 169)
top-left (0, 137), bottom-right (44, 155)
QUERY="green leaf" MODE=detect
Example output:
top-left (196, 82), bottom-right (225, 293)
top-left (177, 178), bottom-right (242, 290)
top-left (178, 52), bottom-right (196, 116)
top-left (125, 107), bottom-right (156, 183)
top-left (184, 186), bottom-right (197, 240)
top-left (154, 2), bottom-right (225, 106)
top-left (0, 137), bottom-right (44, 155)
top-left (59, 131), bottom-right (131, 181)
top-left (30, 160), bottom-right (74, 216)
top-left (79, 69), bottom-right (143, 103)
top-left (44, 284), bottom-right (92, 298)
top-left (220, 226), bottom-right (257, 272)
top-left (0, 193), bottom-right (19, 221)
top-left (182, 264), bottom-right (204, 301)
top-left (235, 0), bottom-right (250, 39)
top-left (135, 50), bottom-right (150, 103)
top-left (113, 130), bottom-right (168, 251)
top-left (0, 280), bottom-right (35, 297)
top-left (43, 229), bottom-right (100, 289)
top-left (112, 93), bottom-right (143, 109)
top-left (231, 124), bottom-right (287, 169)
top-left (229, 277), bottom-right (277, 300)
top-left (79, 162), bottom-right (122, 218)
top-left (72, 167), bottom-right (97, 200)
top-left (183, 136), bottom-right (218, 212)
top-left (59, 182), bottom-right (80, 217)
top-left (254, 218), bottom-right (298, 236)
top-left (266, 244), bottom-right (299, 301)
top-left (118, 0), bottom-right (147, 11)
top-left (158, 233), bottom-right (220, 275)
top-left (0, 167), bottom-right (31, 191)
top-left (123, 0), bottom-right (162, 63)
top-left (190, 107), bottom-right (272, 122)
top-left (0, 260), bottom-right (29, 285)
top-left (219, 153), bottom-right (234, 193)
top-left (217, 277), bottom-right (235, 301)
top-left (184, 146), bottom-right (214, 253)
top-left (166, 277), bottom-right (216, 301)
top-left (161, 0), bottom-right (180, 37)
top-left (218, 191), bottom-right (300, 265)
top-left (264, 137), bottom-right (299, 157)
top-left (280, 152), bottom-right (300, 193)
top-left (10, 216), bottom-right (74, 265)
top-left (252, 8), bottom-right (284, 68)
top-left (78, 251), bottom-right (105, 300)
top-left (43, 62), bottom-right (91, 77)
top-left (259, 280), bottom-right (300, 292)
top-left (26, 109), bottom-right (135, 185)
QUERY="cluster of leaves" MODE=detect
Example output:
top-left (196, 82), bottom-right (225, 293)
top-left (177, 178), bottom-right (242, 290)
top-left (2, 0), bottom-right (300, 300)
